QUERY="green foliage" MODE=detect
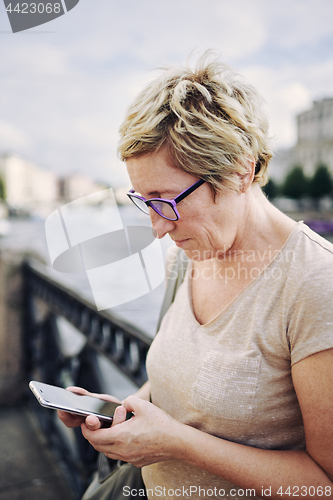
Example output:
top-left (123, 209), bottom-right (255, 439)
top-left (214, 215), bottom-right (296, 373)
top-left (308, 164), bottom-right (333, 199)
top-left (0, 176), bottom-right (5, 200)
top-left (282, 166), bottom-right (308, 200)
top-left (262, 178), bottom-right (279, 200)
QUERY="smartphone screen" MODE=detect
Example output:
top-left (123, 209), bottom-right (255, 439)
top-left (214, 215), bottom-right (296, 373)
top-left (29, 380), bottom-right (126, 423)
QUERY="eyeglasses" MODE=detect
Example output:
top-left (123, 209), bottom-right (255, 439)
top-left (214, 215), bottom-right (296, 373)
top-left (127, 179), bottom-right (205, 221)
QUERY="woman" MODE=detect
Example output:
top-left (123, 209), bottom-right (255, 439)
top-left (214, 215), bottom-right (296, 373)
top-left (59, 54), bottom-right (333, 499)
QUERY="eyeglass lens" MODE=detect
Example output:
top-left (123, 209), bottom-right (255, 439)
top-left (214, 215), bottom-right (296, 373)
top-left (150, 201), bottom-right (177, 220)
top-left (131, 196), bottom-right (150, 214)
top-left (129, 196), bottom-right (177, 220)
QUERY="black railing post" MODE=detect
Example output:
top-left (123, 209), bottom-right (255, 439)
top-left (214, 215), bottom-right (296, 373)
top-left (22, 258), bottom-right (153, 497)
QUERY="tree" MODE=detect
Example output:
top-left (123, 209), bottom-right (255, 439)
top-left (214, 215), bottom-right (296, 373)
top-left (262, 178), bottom-right (279, 200)
top-left (282, 166), bottom-right (308, 200)
top-left (0, 176), bottom-right (5, 200)
top-left (308, 164), bottom-right (333, 200)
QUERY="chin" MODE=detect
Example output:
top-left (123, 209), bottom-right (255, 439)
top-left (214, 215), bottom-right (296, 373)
top-left (184, 248), bottom-right (215, 262)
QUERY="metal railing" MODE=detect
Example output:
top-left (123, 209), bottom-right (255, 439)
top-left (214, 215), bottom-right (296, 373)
top-left (23, 258), bottom-right (153, 497)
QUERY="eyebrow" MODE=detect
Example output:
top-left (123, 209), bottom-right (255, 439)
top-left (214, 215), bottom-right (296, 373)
top-left (146, 190), bottom-right (160, 197)
top-left (146, 190), bottom-right (176, 198)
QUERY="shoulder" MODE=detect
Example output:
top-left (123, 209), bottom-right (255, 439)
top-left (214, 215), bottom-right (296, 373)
top-left (280, 222), bottom-right (333, 290)
top-left (288, 222), bottom-right (333, 300)
top-left (291, 222), bottom-right (333, 264)
top-left (283, 223), bottom-right (333, 365)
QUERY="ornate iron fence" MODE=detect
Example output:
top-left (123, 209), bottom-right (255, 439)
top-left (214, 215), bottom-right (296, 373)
top-left (23, 258), bottom-right (153, 498)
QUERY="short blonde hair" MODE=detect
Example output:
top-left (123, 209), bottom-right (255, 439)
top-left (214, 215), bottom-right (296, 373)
top-left (118, 53), bottom-right (272, 193)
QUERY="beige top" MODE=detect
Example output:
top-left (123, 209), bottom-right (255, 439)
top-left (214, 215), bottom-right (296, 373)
top-left (142, 222), bottom-right (333, 499)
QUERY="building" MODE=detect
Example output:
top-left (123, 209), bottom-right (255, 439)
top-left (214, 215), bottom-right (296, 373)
top-left (0, 153), bottom-right (59, 216)
top-left (59, 173), bottom-right (109, 203)
top-left (0, 154), bottom-right (110, 216)
top-left (293, 98), bottom-right (333, 176)
top-left (269, 147), bottom-right (294, 183)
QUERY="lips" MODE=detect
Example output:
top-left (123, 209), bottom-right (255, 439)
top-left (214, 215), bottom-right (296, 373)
top-left (174, 239), bottom-right (190, 247)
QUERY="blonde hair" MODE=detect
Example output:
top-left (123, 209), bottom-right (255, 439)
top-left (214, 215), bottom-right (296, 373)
top-left (118, 52), bottom-right (272, 193)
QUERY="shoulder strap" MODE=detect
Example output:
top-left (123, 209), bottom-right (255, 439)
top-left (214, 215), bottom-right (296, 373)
top-left (155, 247), bottom-right (189, 334)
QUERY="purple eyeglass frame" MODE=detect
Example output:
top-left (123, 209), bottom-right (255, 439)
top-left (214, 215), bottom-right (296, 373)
top-left (127, 179), bottom-right (205, 221)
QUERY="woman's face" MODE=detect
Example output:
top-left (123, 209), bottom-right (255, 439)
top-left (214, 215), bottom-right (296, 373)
top-left (126, 147), bottom-right (246, 261)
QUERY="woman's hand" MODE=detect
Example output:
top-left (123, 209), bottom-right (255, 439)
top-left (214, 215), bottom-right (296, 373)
top-left (57, 386), bottom-right (121, 429)
top-left (81, 395), bottom-right (183, 467)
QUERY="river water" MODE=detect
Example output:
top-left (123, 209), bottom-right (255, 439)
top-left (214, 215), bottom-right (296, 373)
top-left (2, 208), bottom-right (333, 340)
top-left (0, 205), bottom-right (174, 338)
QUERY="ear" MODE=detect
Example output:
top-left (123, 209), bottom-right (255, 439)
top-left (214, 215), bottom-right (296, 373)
top-left (239, 156), bottom-right (256, 193)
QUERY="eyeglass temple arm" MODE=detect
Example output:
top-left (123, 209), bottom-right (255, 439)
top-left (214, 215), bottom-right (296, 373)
top-left (174, 179), bottom-right (205, 204)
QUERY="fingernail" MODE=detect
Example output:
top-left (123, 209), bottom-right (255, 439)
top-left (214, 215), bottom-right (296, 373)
top-left (117, 406), bottom-right (126, 416)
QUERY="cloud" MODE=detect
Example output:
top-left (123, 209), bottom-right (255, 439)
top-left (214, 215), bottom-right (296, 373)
top-left (0, 0), bottom-right (332, 184)
top-left (245, 73), bottom-right (309, 148)
top-left (58, 0), bottom-right (268, 69)
top-left (0, 41), bottom-right (69, 75)
top-left (0, 119), bottom-right (31, 151)
top-left (266, 0), bottom-right (333, 49)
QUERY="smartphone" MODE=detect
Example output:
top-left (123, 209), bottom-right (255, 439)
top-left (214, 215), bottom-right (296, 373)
top-left (29, 381), bottom-right (132, 425)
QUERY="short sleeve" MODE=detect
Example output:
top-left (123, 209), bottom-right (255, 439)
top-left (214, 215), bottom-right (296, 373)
top-left (288, 262), bottom-right (333, 365)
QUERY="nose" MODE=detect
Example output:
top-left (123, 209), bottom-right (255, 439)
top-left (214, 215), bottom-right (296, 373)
top-left (149, 208), bottom-right (176, 239)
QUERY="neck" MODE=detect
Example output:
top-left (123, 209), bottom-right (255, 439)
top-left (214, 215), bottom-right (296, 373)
top-left (223, 183), bottom-right (296, 263)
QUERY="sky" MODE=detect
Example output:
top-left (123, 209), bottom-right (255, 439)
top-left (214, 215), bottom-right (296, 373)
top-left (0, 0), bottom-right (333, 188)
